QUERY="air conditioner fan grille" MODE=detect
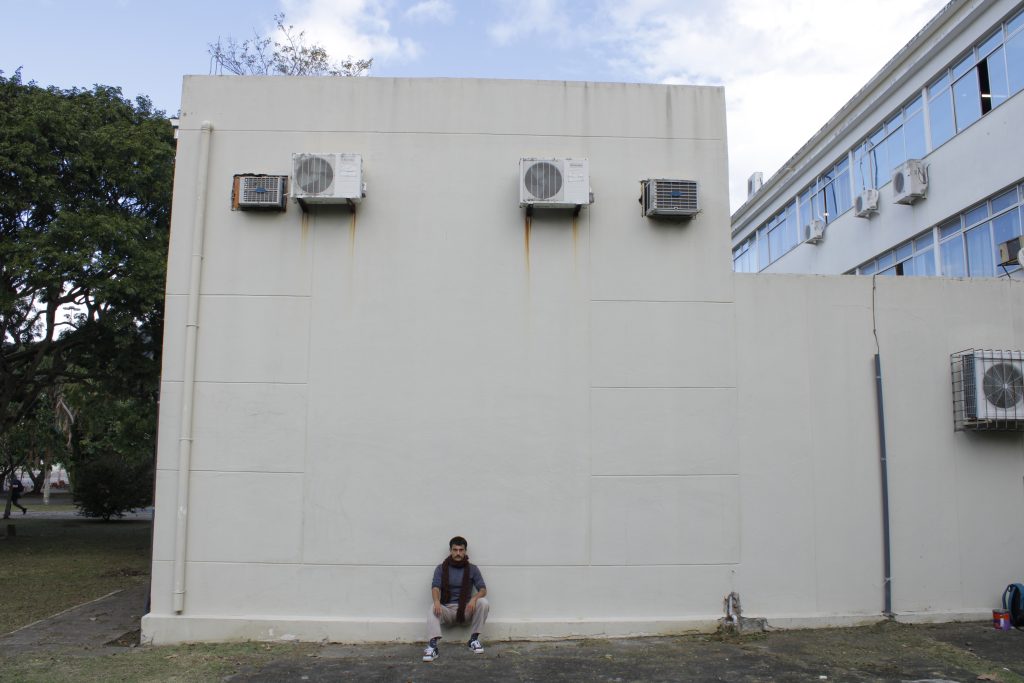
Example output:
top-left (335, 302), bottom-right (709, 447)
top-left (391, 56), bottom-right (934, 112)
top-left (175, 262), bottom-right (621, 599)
top-left (983, 362), bottom-right (1024, 409)
top-left (524, 162), bottom-right (563, 200)
top-left (295, 155), bottom-right (335, 195)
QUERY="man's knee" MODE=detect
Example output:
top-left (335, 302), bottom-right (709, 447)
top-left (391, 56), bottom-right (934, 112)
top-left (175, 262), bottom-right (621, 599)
top-left (475, 597), bottom-right (489, 610)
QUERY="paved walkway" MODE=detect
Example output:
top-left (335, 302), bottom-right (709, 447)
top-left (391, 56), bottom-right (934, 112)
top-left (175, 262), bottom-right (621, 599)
top-left (0, 584), bottom-right (148, 655)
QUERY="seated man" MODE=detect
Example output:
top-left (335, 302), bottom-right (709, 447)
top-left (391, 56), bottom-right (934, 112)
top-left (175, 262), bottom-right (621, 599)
top-left (422, 535), bottom-right (489, 662)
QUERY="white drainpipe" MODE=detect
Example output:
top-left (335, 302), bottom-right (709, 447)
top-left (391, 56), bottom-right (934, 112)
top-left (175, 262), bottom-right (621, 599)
top-left (173, 121), bottom-right (213, 614)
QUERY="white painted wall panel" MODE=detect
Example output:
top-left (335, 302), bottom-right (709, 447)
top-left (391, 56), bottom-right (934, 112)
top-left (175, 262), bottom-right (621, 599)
top-left (590, 475), bottom-right (740, 565)
top-left (591, 301), bottom-right (736, 388)
top-left (590, 388), bottom-right (738, 476)
top-left (186, 471), bottom-right (304, 564)
top-left (193, 295), bottom-right (310, 384)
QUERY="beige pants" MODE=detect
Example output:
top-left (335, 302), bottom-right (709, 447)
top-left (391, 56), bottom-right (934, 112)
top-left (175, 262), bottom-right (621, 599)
top-left (427, 597), bottom-right (490, 640)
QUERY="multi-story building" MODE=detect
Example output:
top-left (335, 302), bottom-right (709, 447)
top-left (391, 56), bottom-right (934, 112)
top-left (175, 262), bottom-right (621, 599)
top-left (732, 0), bottom-right (1024, 279)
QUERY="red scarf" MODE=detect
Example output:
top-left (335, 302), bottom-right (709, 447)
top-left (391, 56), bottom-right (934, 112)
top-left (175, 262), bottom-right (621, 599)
top-left (440, 556), bottom-right (474, 623)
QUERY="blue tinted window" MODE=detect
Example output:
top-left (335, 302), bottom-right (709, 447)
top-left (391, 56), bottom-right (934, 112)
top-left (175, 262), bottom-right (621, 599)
top-left (941, 237), bottom-right (966, 276)
top-left (992, 188), bottom-right (1018, 213)
top-left (904, 110), bottom-right (927, 159)
top-left (984, 47), bottom-right (1010, 108)
top-left (978, 31), bottom-right (1002, 58)
top-left (940, 219), bottom-right (962, 239)
top-left (886, 127), bottom-right (906, 170)
top-left (1006, 32), bottom-right (1024, 94)
top-left (912, 250), bottom-right (936, 276)
top-left (871, 137), bottom-right (889, 187)
top-left (965, 203), bottom-right (989, 226)
top-left (1009, 8), bottom-right (1024, 36)
top-left (768, 225), bottom-right (785, 262)
top-left (929, 88), bottom-right (955, 148)
top-left (834, 167), bottom-right (851, 214)
top-left (878, 266), bottom-right (897, 277)
top-left (877, 251), bottom-right (895, 270)
top-left (853, 146), bottom-right (871, 192)
top-left (953, 68), bottom-right (982, 130)
top-left (966, 222), bottom-right (995, 276)
top-left (896, 242), bottom-right (913, 261)
top-left (758, 230), bottom-right (770, 268)
top-left (993, 209), bottom-right (1021, 245)
top-left (915, 232), bottom-right (935, 251)
top-left (953, 53), bottom-right (975, 79)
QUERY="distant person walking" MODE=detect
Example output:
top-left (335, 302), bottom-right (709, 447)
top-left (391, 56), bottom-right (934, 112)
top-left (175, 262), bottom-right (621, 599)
top-left (10, 475), bottom-right (27, 514)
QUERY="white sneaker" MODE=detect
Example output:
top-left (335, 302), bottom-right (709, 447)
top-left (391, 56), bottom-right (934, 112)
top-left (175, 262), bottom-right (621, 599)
top-left (422, 645), bottom-right (439, 662)
top-left (468, 639), bottom-right (484, 654)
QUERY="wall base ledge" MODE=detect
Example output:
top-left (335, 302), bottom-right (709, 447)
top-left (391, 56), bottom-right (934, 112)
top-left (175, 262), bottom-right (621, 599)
top-left (140, 613), bottom-right (723, 645)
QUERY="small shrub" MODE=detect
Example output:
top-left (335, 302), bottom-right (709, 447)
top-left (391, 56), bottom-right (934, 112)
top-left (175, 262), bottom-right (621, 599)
top-left (72, 454), bottom-right (153, 520)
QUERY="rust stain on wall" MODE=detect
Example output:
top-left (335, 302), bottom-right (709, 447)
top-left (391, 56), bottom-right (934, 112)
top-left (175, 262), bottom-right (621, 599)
top-left (524, 213), bottom-right (532, 272)
top-left (349, 210), bottom-right (357, 256)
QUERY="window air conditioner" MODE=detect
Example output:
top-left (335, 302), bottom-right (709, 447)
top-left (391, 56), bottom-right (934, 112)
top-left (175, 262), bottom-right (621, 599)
top-left (952, 350), bottom-right (1024, 430)
top-left (640, 179), bottom-right (699, 218)
top-left (519, 158), bottom-right (592, 208)
top-left (892, 159), bottom-right (927, 205)
top-left (291, 153), bottom-right (365, 204)
top-left (805, 219), bottom-right (825, 244)
top-left (234, 175), bottom-right (288, 211)
top-left (854, 189), bottom-right (879, 218)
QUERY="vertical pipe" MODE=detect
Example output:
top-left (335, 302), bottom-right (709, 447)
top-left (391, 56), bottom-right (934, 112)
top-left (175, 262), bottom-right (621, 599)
top-left (874, 353), bottom-right (893, 617)
top-left (173, 121), bottom-right (213, 614)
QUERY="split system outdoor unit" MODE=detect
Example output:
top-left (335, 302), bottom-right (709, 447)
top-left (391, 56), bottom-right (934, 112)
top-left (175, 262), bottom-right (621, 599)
top-left (519, 158), bottom-right (592, 208)
top-left (291, 153), bottom-right (365, 204)
top-left (892, 159), bottom-right (927, 204)
top-left (640, 179), bottom-right (699, 218)
top-left (951, 349), bottom-right (1024, 431)
top-left (854, 189), bottom-right (879, 218)
top-left (805, 219), bottom-right (825, 244)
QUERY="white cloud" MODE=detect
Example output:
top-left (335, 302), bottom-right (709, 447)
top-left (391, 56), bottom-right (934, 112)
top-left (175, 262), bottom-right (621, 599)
top-left (405, 0), bottom-right (455, 23)
top-left (488, 0), bottom-right (570, 46)
top-left (591, 0), bottom-right (948, 209)
top-left (281, 0), bottom-right (421, 63)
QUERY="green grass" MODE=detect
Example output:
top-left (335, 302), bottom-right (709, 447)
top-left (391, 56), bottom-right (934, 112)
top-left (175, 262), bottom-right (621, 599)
top-left (0, 516), bottom-right (151, 635)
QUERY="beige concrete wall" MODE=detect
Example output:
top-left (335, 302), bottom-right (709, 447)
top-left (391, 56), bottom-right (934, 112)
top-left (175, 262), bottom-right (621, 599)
top-left (145, 76), bottom-right (735, 644)
top-left (145, 75), bottom-right (1024, 645)
top-left (734, 273), bottom-right (1024, 624)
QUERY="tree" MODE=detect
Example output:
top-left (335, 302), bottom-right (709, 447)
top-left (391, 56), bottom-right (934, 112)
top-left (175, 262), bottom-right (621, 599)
top-left (209, 13), bottom-right (373, 77)
top-left (0, 70), bottom-right (173, 497)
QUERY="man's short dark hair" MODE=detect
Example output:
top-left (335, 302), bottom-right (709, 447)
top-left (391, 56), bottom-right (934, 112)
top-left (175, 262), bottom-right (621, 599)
top-left (449, 536), bottom-right (468, 549)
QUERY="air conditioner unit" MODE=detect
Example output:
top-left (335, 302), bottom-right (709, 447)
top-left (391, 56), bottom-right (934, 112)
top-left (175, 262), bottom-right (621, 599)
top-left (519, 158), bottom-right (592, 208)
top-left (805, 219), bottom-right (825, 244)
top-left (997, 236), bottom-right (1022, 266)
top-left (854, 189), bottom-right (879, 218)
top-left (892, 159), bottom-right (927, 204)
top-left (234, 175), bottom-right (287, 211)
top-left (640, 179), bottom-right (699, 218)
top-left (291, 153), bottom-right (364, 204)
top-left (952, 350), bottom-right (1024, 429)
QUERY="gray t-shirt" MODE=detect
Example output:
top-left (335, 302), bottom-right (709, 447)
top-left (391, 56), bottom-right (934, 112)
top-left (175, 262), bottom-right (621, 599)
top-left (432, 563), bottom-right (486, 604)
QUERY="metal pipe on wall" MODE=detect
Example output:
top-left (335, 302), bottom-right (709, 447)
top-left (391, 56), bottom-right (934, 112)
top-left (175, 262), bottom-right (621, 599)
top-left (874, 353), bottom-right (893, 617)
top-left (173, 121), bottom-right (213, 614)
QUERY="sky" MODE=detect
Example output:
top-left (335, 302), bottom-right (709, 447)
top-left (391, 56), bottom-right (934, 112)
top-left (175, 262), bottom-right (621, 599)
top-left (1, 0), bottom-right (948, 211)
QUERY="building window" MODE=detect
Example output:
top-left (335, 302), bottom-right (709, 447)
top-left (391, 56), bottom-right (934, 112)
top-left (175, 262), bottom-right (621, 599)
top-left (854, 97), bottom-right (925, 193)
top-left (799, 157), bottom-right (852, 237)
top-left (853, 182), bottom-right (1024, 277)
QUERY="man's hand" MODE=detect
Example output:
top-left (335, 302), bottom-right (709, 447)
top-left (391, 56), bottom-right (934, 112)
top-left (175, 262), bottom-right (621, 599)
top-left (465, 599), bottom-right (477, 618)
top-left (433, 602), bottom-right (443, 618)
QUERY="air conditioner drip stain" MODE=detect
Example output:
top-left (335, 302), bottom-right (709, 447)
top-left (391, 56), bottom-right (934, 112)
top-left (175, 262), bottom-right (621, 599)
top-left (350, 211), bottom-right (357, 254)
top-left (524, 214), bottom-right (532, 272)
